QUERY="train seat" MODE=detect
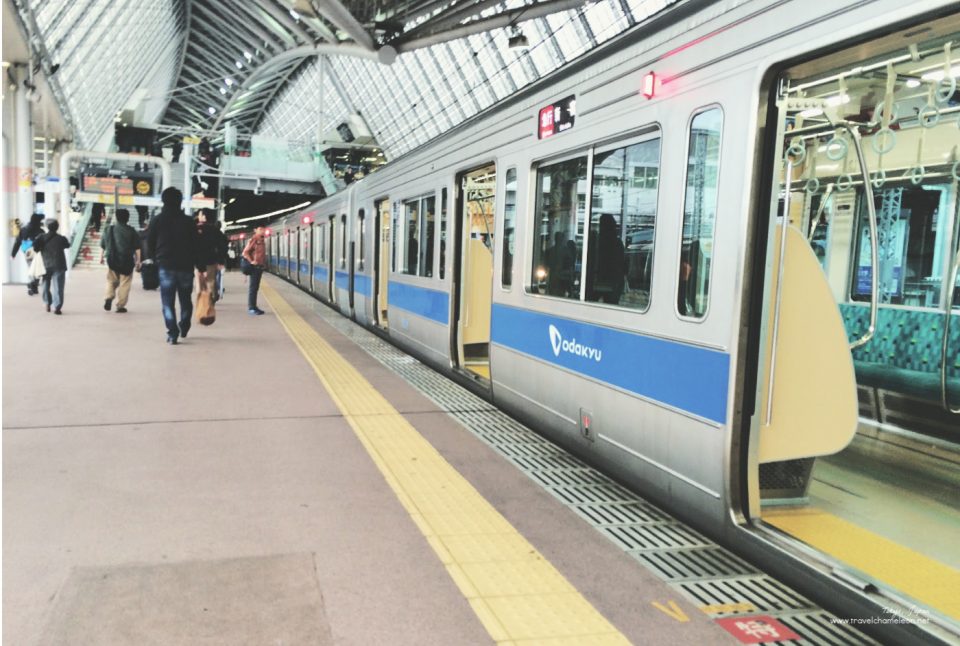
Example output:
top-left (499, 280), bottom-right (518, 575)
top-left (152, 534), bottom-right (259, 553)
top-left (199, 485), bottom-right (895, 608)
top-left (840, 305), bottom-right (960, 403)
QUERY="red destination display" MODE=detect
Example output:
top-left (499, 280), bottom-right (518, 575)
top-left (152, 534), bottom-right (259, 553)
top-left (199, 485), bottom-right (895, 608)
top-left (538, 95), bottom-right (576, 139)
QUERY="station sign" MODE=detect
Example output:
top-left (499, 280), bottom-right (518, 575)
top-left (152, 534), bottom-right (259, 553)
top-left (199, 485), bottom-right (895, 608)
top-left (81, 174), bottom-right (154, 196)
top-left (538, 95), bottom-right (576, 139)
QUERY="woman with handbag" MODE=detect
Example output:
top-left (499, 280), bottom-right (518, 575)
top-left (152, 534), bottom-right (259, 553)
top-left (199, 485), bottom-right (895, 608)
top-left (11, 213), bottom-right (44, 295)
top-left (241, 227), bottom-right (267, 315)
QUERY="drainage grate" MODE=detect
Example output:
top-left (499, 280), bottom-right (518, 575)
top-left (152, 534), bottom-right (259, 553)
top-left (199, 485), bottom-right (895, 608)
top-left (286, 286), bottom-right (877, 646)
top-left (777, 611), bottom-right (878, 646)
top-left (600, 523), bottom-right (711, 551)
top-left (633, 547), bottom-right (756, 582)
top-left (678, 576), bottom-right (813, 614)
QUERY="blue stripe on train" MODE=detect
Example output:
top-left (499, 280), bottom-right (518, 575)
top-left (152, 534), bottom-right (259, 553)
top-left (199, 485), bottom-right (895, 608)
top-left (388, 281), bottom-right (449, 325)
top-left (354, 273), bottom-right (372, 297)
top-left (490, 304), bottom-right (730, 424)
top-left (314, 265), bottom-right (329, 282)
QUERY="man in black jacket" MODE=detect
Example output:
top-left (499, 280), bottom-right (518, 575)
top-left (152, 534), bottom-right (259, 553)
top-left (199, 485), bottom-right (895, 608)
top-left (34, 219), bottom-right (70, 314)
top-left (147, 187), bottom-right (197, 344)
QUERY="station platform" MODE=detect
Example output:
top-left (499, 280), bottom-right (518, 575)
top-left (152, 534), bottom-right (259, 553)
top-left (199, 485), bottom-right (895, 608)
top-left (3, 269), bottom-right (870, 645)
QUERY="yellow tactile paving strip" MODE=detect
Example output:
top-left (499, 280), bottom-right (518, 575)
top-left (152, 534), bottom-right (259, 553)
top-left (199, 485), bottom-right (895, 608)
top-left (262, 281), bottom-right (630, 645)
top-left (764, 508), bottom-right (960, 620)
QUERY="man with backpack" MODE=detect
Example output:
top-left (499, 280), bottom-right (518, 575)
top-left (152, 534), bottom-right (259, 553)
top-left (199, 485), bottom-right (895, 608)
top-left (101, 209), bottom-right (142, 313)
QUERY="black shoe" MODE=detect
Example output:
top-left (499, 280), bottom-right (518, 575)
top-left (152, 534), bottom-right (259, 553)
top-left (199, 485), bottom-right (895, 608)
top-left (46, 304), bottom-right (51, 312)
top-left (104, 298), bottom-right (112, 311)
top-left (178, 322), bottom-right (189, 338)
top-left (166, 334), bottom-right (178, 345)
top-left (115, 307), bottom-right (127, 313)
top-left (54, 309), bottom-right (62, 315)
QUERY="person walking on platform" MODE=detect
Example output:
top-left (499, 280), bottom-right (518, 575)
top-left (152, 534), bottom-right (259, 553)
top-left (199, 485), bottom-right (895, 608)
top-left (194, 210), bottom-right (226, 300)
top-left (147, 187), bottom-right (197, 344)
top-left (11, 213), bottom-right (44, 295)
top-left (101, 209), bottom-right (141, 313)
top-left (33, 219), bottom-right (71, 315)
top-left (241, 227), bottom-right (267, 315)
top-left (91, 202), bottom-right (105, 233)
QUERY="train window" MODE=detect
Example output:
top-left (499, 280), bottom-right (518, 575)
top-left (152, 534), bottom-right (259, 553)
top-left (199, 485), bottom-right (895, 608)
top-left (314, 225), bottom-right (322, 263)
top-left (529, 155), bottom-right (589, 300)
top-left (585, 135), bottom-right (660, 310)
top-left (677, 107), bottom-right (723, 319)
top-left (439, 188), bottom-right (448, 280)
top-left (419, 195), bottom-right (436, 278)
top-left (849, 187), bottom-right (953, 307)
top-left (358, 209), bottom-right (365, 271)
top-left (502, 168), bottom-right (517, 288)
top-left (403, 199), bottom-right (419, 275)
top-left (340, 214), bottom-right (347, 268)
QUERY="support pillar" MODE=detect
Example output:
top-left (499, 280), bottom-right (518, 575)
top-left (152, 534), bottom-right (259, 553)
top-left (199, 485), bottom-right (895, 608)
top-left (5, 65), bottom-right (35, 284)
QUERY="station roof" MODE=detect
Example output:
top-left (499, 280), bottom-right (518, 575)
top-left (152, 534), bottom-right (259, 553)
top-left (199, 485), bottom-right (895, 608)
top-left (10, 0), bottom-right (676, 159)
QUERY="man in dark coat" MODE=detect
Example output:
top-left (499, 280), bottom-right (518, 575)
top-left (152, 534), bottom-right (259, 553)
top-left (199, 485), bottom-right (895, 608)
top-left (101, 209), bottom-right (141, 313)
top-left (33, 219), bottom-right (71, 314)
top-left (147, 187), bottom-right (197, 344)
top-left (11, 213), bottom-right (45, 295)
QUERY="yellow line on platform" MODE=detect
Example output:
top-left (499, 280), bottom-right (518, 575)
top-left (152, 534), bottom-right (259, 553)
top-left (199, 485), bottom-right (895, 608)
top-left (262, 280), bottom-right (629, 645)
top-left (764, 508), bottom-right (960, 620)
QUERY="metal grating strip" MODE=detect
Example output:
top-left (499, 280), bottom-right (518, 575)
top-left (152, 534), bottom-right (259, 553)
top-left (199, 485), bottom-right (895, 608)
top-left (634, 547), bottom-right (757, 582)
top-left (777, 612), bottom-right (877, 646)
top-left (282, 284), bottom-right (877, 646)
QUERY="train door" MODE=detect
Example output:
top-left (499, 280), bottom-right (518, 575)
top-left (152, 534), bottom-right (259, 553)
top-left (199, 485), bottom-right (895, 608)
top-left (304, 223), bottom-right (313, 291)
top-left (748, 16), bottom-right (960, 630)
top-left (328, 215), bottom-right (336, 304)
top-left (295, 228), bottom-right (303, 286)
top-left (285, 230), bottom-right (293, 280)
top-left (374, 198), bottom-right (390, 329)
top-left (452, 163), bottom-right (496, 380)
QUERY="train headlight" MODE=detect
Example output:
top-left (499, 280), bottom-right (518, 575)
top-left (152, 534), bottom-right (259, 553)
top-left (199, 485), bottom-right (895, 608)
top-left (535, 267), bottom-right (547, 281)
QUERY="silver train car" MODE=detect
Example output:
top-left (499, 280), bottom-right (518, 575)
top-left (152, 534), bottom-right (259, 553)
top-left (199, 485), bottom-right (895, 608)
top-left (261, 1), bottom-right (960, 643)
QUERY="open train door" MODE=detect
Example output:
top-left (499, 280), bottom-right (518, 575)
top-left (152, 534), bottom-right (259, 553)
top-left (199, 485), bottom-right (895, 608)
top-left (451, 163), bottom-right (496, 381)
top-left (373, 198), bottom-right (390, 329)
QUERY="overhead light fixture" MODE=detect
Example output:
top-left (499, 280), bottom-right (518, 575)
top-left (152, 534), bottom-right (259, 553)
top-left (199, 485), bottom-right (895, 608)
top-left (508, 29), bottom-right (529, 49)
top-left (208, 107), bottom-right (216, 115)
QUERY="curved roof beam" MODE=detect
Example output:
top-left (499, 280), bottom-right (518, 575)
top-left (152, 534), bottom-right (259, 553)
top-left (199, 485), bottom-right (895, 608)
top-left (313, 0), bottom-right (375, 51)
top-left (211, 43), bottom-right (389, 130)
top-left (397, 0), bottom-right (588, 53)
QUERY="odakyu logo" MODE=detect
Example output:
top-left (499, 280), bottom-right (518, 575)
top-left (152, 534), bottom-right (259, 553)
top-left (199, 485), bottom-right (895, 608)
top-left (548, 324), bottom-right (603, 362)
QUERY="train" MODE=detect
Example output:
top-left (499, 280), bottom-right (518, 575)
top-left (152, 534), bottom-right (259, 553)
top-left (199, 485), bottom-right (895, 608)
top-left (242, 1), bottom-right (960, 643)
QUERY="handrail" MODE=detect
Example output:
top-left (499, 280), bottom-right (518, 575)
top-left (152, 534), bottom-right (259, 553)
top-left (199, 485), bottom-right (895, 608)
top-left (808, 183), bottom-right (834, 242)
top-left (765, 156), bottom-right (795, 426)
top-left (941, 246), bottom-right (960, 414)
top-left (67, 203), bottom-right (92, 269)
top-left (841, 124), bottom-right (879, 350)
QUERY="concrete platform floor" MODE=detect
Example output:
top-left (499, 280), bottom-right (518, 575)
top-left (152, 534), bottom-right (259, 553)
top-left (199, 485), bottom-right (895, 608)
top-left (3, 269), bottom-right (733, 645)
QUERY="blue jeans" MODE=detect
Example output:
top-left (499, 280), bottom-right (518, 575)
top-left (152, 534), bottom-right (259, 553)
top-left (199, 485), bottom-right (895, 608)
top-left (158, 268), bottom-right (194, 339)
top-left (42, 270), bottom-right (66, 310)
top-left (248, 266), bottom-right (263, 309)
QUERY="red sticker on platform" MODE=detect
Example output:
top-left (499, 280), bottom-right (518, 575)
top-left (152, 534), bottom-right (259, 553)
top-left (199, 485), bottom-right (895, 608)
top-left (715, 616), bottom-right (800, 643)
